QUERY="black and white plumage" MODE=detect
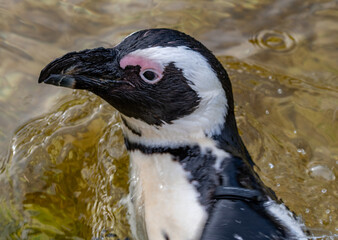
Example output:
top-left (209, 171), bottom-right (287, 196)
top-left (38, 29), bottom-right (308, 240)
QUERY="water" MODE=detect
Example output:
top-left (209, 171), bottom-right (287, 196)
top-left (0, 0), bottom-right (337, 239)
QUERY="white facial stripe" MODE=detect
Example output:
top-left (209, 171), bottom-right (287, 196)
top-left (121, 46), bottom-right (228, 146)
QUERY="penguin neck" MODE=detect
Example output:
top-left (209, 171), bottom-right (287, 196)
top-left (211, 114), bottom-right (278, 200)
top-left (119, 109), bottom-right (226, 148)
top-left (123, 120), bottom-right (266, 210)
top-left (212, 112), bottom-right (254, 165)
top-left (121, 110), bottom-right (271, 206)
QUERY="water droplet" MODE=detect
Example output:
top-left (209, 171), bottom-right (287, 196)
top-left (276, 183), bottom-right (280, 187)
top-left (305, 208), bottom-right (310, 213)
top-left (277, 88), bottom-right (283, 94)
top-left (321, 188), bottom-right (327, 194)
top-left (325, 209), bottom-right (330, 214)
top-left (269, 163), bottom-right (274, 169)
top-left (11, 144), bottom-right (16, 155)
top-left (297, 148), bottom-right (306, 155)
top-left (309, 165), bottom-right (335, 181)
top-left (293, 130), bottom-right (297, 134)
top-left (265, 110), bottom-right (270, 115)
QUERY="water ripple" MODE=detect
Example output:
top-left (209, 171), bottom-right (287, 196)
top-left (250, 29), bottom-right (297, 52)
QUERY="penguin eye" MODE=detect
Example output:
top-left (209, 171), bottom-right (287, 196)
top-left (143, 70), bottom-right (156, 80)
top-left (140, 69), bottom-right (161, 84)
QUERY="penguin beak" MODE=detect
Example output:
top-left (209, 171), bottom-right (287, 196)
top-left (38, 47), bottom-right (127, 92)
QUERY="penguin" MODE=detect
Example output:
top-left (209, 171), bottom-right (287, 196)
top-left (38, 28), bottom-right (308, 240)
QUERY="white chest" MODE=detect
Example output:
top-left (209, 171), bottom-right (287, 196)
top-left (128, 150), bottom-right (208, 240)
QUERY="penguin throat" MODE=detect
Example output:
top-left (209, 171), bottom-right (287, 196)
top-left (125, 140), bottom-right (220, 208)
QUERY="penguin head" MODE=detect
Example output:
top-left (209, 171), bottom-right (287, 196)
top-left (39, 29), bottom-right (235, 145)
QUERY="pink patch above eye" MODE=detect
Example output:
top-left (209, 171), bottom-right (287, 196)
top-left (120, 55), bottom-right (164, 74)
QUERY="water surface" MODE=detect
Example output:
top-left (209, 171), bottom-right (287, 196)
top-left (0, 0), bottom-right (337, 239)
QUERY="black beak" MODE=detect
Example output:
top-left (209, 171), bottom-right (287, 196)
top-left (38, 47), bottom-right (124, 92)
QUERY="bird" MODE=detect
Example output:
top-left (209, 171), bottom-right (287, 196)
top-left (38, 28), bottom-right (308, 240)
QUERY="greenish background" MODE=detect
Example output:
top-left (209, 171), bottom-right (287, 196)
top-left (0, 0), bottom-right (337, 239)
